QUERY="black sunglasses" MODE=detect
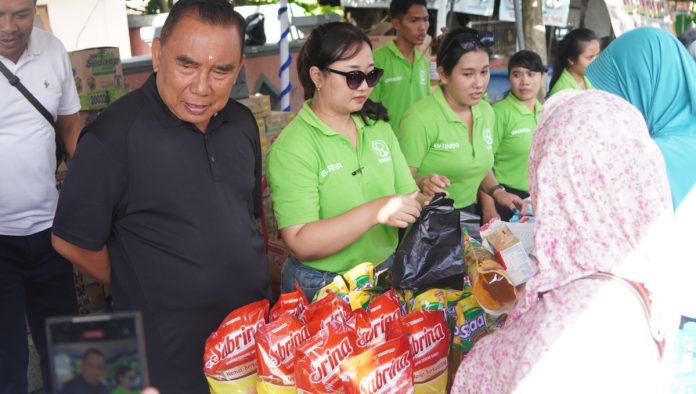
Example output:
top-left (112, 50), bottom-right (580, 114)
top-left (324, 67), bottom-right (384, 89)
top-left (443, 31), bottom-right (495, 53)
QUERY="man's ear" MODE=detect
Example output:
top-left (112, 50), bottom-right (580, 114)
top-left (151, 38), bottom-right (162, 72)
top-left (391, 18), bottom-right (401, 34)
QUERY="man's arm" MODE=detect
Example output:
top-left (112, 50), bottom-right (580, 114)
top-left (52, 234), bottom-right (110, 284)
top-left (55, 112), bottom-right (82, 159)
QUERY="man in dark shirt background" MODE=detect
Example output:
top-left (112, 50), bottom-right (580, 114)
top-left (60, 348), bottom-right (109, 394)
top-left (51, 0), bottom-right (270, 392)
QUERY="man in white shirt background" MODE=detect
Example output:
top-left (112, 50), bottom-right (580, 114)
top-left (0, 0), bottom-right (82, 392)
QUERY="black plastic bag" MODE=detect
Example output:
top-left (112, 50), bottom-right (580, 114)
top-left (392, 193), bottom-right (465, 289)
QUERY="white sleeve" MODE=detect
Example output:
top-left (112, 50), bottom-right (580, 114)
top-left (57, 45), bottom-right (81, 116)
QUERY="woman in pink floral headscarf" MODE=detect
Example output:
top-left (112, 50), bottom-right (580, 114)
top-left (451, 90), bottom-right (680, 393)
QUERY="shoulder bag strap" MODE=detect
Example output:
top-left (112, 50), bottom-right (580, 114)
top-left (0, 60), bottom-right (56, 129)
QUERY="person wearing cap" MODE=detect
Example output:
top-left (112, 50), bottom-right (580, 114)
top-left (267, 22), bottom-right (421, 300)
top-left (548, 28), bottom-right (600, 97)
top-left (480, 50), bottom-right (545, 223)
top-left (370, 0), bottom-right (431, 132)
top-left (397, 28), bottom-right (526, 237)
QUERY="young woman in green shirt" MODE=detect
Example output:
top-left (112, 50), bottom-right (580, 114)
top-left (267, 23), bottom-right (421, 299)
top-left (548, 28), bottom-right (600, 97)
top-left (481, 50), bottom-right (545, 223)
top-left (397, 28), bottom-right (526, 237)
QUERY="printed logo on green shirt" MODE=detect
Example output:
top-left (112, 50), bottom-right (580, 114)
top-left (419, 69), bottom-right (427, 86)
top-left (371, 140), bottom-right (392, 163)
top-left (320, 162), bottom-right (344, 177)
top-left (510, 128), bottom-right (531, 135)
top-left (432, 142), bottom-right (461, 150)
top-left (383, 76), bottom-right (403, 84)
top-left (483, 128), bottom-right (493, 150)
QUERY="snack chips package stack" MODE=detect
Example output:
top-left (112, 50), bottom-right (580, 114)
top-left (256, 313), bottom-right (311, 393)
top-left (387, 310), bottom-right (450, 394)
top-left (295, 320), bottom-right (366, 393)
top-left (203, 299), bottom-right (269, 393)
top-left (304, 290), bottom-right (353, 336)
top-left (339, 335), bottom-right (414, 394)
top-left (269, 284), bottom-right (308, 322)
top-left (463, 233), bottom-right (517, 316)
top-left (352, 289), bottom-right (402, 348)
top-left (312, 263), bottom-right (377, 311)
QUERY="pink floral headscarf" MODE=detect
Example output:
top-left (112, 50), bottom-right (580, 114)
top-left (521, 89), bottom-right (673, 315)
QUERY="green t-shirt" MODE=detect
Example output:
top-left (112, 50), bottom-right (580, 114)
top-left (492, 94), bottom-right (541, 192)
top-left (267, 101), bottom-right (417, 274)
top-left (548, 68), bottom-right (594, 96)
top-left (370, 41), bottom-right (431, 132)
top-left (397, 87), bottom-right (495, 208)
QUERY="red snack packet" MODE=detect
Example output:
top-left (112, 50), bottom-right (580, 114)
top-left (295, 319), bottom-right (364, 393)
top-left (339, 335), bottom-right (414, 394)
top-left (304, 290), bottom-right (352, 336)
top-left (269, 283), bottom-right (308, 322)
top-left (388, 310), bottom-right (450, 391)
top-left (203, 299), bottom-right (269, 381)
top-left (354, 289), bottom-right (402, 347)
top-left (256, 313), bottom-right (311, 392)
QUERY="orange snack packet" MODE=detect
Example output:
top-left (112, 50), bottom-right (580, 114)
top-left (339, 335), bottom-right (414, 394)
top-left (269, 284), bottom-right (308, 322)
top-left (354, 289), bottom-right (402, 347)
top-left (304, 290), bottom-right (353, 336)
top-left (203, 299), bottom-right (269, 391)
top-left (295, 320), bottom-right (364, 393)
top-left (256, 313), bottom-right (311, 393)
top-left (388, 310), bottom-right (450, 393)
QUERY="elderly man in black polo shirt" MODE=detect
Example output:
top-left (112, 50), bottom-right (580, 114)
top-left (51, 0), bottom-right (270, 392)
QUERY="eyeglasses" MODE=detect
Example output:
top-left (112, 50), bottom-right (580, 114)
top-left (443, 31), bottom-right (495, 53)
top-left (324, 67), bottom-right (384, 89)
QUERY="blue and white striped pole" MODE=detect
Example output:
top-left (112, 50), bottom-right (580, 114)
top-left (278, 0), bottom-right (292, 112)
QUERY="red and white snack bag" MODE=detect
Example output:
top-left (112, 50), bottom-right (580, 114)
top-left (295, 319), bottom-right (365, 393)
top-left (304, 290), bottom-right (353, 336)
top-left (269, 283), bottom-right (308, 322)
top-left (354, 289), bottom-right (402, 347)
top-left (387, 310), bottom-right (450, 393)
top-left (339, 335), bottom-right (414, 394)
top-left (203, 299), bottom-right (269, 393)
top-left (256, 313), bottom-right (311, 393)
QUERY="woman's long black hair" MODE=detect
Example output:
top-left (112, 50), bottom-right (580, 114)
top-left (297, 22), bottom-right (389, 123)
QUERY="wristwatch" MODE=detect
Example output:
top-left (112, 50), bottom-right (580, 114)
top-left (488, 184), bottom-right (506, 197)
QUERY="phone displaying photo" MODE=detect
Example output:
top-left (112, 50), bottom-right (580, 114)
top-left (46, 312), bottom-right (149, 394)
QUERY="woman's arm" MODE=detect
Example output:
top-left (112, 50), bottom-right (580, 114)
top-left (479, 171), bottom-right (527, 213)
top-left (280, 192), bottom-right (421, 261)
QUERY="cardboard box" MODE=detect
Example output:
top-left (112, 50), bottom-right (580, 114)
top-left (265, 111), bottom-right (295, 132)
top-left (69, 47), bottom-right (126, 110)
top-left (481, 221), bottom-right (537, 286)
top-left (238, 94), bottom-right (271, 118)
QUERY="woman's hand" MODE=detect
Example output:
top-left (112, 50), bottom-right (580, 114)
top-left (376, 192), bottom-right (422, 228)
top-left (492, 190), bottom-right (529, 214)
top-left (417, 174), bottom-right (451, 197)
top-left (482, 206), bottom-right (501, 226)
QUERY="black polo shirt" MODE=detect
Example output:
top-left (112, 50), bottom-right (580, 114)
top-left (54, 74), bottom-right (270, 394)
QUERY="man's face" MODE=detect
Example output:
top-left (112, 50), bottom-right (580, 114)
top-left (393, 4), bottom-right (429, 47)
top-left (0, 0), bottom-right (35, 63)
top-left (152, 12), bottom-right (243, 132)
top-left (81, 353), bottom-right (106, 386)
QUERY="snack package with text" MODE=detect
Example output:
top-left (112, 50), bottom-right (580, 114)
top-left (353, 289), bottom-right (402, 347)
top-left (295, 320), bottom-right (365, 393)
top-left (312, 275), bottom-right (350, 303)
top-left (339, 335), bottom-right (414, 394)
top-left (256, 313), bottom-right (311, 393)
top-left (304, 290), bottom-right (353, 336)
top-left (204, 299), bottom-right (269, 393)
top-left (269, 284), bottom-right (308, 322)
top-left (387, 310), bottom-right (450, 394)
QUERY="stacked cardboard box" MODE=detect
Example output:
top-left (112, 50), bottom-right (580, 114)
top-left (69, 47), bottom-right (128, 111)
top-left (238, 95), bottom-right (297, 289)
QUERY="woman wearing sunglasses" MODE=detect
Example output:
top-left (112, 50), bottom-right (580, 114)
top-left (266, 22), bottom-right (421, 300)
top-left (397, 28), bottom-right (525, 237)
